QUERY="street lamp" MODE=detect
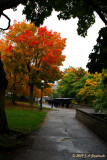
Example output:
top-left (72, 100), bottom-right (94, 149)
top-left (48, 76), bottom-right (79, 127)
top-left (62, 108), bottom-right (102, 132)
top-left (40, 80), bottom-right (44, 110)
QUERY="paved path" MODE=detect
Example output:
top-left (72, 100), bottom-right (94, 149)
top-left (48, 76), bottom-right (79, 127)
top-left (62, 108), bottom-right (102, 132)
top-left (8, 105), bottom-right (107, 160)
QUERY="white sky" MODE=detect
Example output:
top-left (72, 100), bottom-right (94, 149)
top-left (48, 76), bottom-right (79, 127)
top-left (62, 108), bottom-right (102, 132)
top-left (0, 5), bottom-right (105, 71)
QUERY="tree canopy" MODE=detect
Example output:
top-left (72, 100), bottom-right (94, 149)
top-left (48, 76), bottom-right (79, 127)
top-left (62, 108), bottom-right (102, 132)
top-left (0, 0), bottom-right (107, 36)
top-left (0, 20), bottom-right (66, 106)
top-left (57, 67), bottom-right (86, 98)
top-left (87, 26), bottom-right (107, 73)
top-left (56, 67), bottom-right (107, 112)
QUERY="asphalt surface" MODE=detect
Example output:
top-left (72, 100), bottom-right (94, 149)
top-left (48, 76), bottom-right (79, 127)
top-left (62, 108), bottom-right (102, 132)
top-left (8, 104), bottom-right (107, 160)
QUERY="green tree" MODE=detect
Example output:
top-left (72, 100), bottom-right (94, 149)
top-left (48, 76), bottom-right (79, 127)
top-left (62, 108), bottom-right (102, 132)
top-left (22, 0), bottom-right (107, 37)
top-left (76, 72), bottom-right (102, 106)
top-left (57, 67), bottom-right (86, 98)
top-left (52, 89), bottom-right (60, 98)
top-left (94, 69), bottom-right (107, 113)
top-left (0, 0), bottom-right (106, 36)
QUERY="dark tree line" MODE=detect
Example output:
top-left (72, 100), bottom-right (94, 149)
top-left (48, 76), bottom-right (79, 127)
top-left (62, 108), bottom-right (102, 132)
top-left (87, 27), bottom-right (107, 73)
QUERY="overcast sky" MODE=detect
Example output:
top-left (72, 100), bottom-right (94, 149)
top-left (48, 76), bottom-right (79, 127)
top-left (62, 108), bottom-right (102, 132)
top-left (0, 5), bottom-right (105, 71)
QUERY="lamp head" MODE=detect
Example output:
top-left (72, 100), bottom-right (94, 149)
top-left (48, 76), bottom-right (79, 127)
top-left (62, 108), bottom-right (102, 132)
top-left (41, 80), bottom-right (44, 83)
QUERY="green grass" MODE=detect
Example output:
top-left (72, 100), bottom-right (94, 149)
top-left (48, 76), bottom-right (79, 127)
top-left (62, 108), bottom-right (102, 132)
top-left (6, 108), bottom-right (47, 133)
top-left (6, 100), bottom-right (52, 111)
top-left (0, 103), bottom-right (47, 160)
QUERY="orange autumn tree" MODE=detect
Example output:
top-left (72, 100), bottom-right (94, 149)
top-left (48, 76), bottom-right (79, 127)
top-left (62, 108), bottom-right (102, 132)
top-left (2, 21), bottom-right (66, 106)
top-left (20, 83), bottom-right (53, 99)
top-left (0, 39), bottom-right (27, 104)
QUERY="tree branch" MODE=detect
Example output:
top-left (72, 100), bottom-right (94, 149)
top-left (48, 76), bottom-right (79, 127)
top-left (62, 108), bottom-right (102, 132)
top-left (84, 0), bottom-right (107, 25)
top-left (0, 12), bottom-right (11, 30)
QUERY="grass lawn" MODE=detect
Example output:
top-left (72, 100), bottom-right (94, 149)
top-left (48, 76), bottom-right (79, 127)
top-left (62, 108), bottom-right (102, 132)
top-left (6, 108), bottom-right (47, 133)
top-left (5, 100), bottom-right (48, 133)
top-left (0, 101), bottom-right (48, 160)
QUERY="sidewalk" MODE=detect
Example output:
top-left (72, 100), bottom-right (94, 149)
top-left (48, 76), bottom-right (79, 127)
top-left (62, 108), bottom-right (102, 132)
top-left (8, 105), bottom-right (107, 160)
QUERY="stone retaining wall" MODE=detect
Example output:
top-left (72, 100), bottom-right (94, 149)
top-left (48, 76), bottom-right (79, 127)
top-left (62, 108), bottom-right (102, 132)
top-left (72, 104), bottom-right (90, 109)
top-left (76, 108), bottom-right (107, 141)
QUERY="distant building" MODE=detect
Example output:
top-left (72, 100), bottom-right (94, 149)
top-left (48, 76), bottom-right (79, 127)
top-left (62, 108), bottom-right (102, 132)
top-left (52, 81), bottom-right (58, 90)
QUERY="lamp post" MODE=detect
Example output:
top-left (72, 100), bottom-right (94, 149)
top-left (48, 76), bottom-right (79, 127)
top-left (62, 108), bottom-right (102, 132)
top-left (40, 80), bottom-right (44, 110)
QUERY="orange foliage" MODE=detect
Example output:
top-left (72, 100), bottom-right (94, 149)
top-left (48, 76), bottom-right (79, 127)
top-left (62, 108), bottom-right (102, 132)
top-left (1, 20), bottom-right (66, 97)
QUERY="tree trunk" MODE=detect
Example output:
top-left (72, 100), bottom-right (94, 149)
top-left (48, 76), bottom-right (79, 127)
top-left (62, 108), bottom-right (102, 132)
top-left (11, 93), bottom-right (17, 105)
top-left (30, 85), bottom-right (34, 107)
top-left (0, 55), bottom-right (9, 133)
top-left (0, 90), bottom-right (9, 133)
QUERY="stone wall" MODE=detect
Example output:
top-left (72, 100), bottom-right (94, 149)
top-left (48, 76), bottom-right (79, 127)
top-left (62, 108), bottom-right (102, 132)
top-left (71, 104), bottom-right (89, 109)
top-left (76, 108), bottom-right (107, 141)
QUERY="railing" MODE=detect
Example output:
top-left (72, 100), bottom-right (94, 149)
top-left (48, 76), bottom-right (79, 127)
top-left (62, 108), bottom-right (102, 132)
top-left (46, 98), bottom-right (75, 108)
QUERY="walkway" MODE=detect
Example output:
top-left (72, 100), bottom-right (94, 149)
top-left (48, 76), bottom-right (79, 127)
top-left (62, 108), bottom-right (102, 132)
top-left (8, 104), bottom-right (107, 160)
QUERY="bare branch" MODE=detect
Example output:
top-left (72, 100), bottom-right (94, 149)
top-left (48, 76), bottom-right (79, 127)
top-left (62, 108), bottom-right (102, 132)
top-left (0, 12), bottom-right (11, 30)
